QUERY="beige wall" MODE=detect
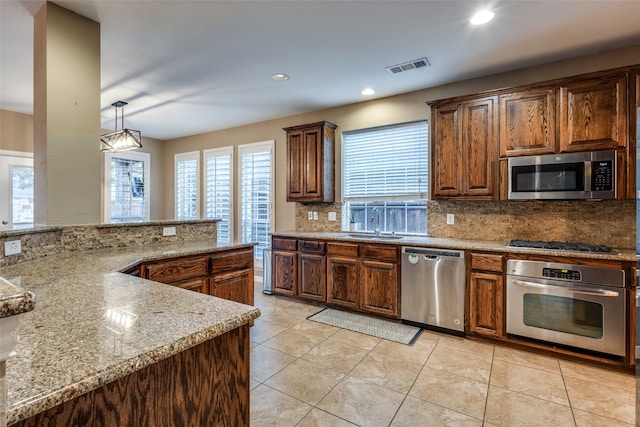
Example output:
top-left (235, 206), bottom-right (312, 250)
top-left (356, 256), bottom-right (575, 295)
top-left (34, 2), bottom-right (102, 225)
top-left (0, 110), bottom-right (33, 153)
top-left (163, 44), bottom-right (640, 243)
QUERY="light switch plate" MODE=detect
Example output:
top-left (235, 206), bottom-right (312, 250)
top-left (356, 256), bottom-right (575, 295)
top-left (4, 240), bottom-right (21, 256)
top-left (446, 214), bottom-right (455, 225)
top-left (328, 212), bottom-right (337, 221)
top-left (313, 212), bottom-right (318, 220)
top-left (163, 226), bottom-right (176, 236)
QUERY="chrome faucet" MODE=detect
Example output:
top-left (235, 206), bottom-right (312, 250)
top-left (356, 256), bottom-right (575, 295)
top-left (369, 208), bottom-right (381, 236)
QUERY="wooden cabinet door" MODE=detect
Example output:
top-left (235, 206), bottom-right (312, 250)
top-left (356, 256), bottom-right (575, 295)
top-left (499, 88), bottom-right (556, 157)
top-left (360, 260), bottom-right (398, 317)
top-left (298, 253), bottom-right (326, 302)
top-left (468, 271), bottom-right (504, 337)
top-left (273, 250), bottom-right (297, 296)
top-left (327, 256), bottom-right (359, 309)
top-left (559, 74), bottom-right (627, 152)
top-left (432, 103), bottom-right (463, 197)
top-left (462, 96), bottom-right (498, 197)
top-left (210, 268), bottom-right (252, 305)
top-left (286, 130), bottom-right (305, 200)
top-left (302, 127), bottom-right (323, 200)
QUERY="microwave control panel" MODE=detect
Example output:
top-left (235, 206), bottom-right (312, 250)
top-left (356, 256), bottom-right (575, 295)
top-left (591, 160), bottom-right (613, 191)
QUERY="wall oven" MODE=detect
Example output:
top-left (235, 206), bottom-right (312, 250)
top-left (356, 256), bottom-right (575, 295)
top-left (507, 150), bottom-right (616, 200)
top-left (506, 259), bottom-right (626, 357)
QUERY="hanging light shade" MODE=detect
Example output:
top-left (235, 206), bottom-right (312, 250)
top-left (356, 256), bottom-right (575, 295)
top-left (100, 101), bottom-right (142, 152)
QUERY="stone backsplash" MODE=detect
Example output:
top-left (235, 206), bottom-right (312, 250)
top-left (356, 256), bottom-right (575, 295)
top-left (295, 200), bottom-right (636, 250)
top-left (0, 220), bottom-right (218, 268)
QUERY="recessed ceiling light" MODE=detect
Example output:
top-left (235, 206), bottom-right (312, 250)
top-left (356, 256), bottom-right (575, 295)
top-left (361, 88), bottom-right (375, 96)
top-left (470, 10), bottom-right (494, 25)
top-left (272, 73), bottom-right (289, 81)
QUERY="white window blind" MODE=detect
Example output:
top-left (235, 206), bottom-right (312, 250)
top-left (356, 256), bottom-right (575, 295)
top-left (103, 151), bottom-right (150, 223)
top-left (175, 151), bottom-right (200, 220)
top-left (204, 147), bottom-right (233, 245)
top-left (343, 121), bottom-right (428, 201)
top-left (239, 141), bottom-right (273, 259)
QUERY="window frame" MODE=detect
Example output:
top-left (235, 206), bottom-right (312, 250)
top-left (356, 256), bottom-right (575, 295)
top-left (103, 150), bottom-right (151, 224)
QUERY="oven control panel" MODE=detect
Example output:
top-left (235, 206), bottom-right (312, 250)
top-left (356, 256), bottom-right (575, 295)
top-left (542, 268), bottom-right (581, 281)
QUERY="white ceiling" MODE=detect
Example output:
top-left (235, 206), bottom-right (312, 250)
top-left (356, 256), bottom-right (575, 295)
top-left (1, 1), bottom-right (640, 140)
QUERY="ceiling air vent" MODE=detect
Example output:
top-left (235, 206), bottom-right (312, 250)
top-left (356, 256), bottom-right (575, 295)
top-left (386, 57), bottom-right (430, 74)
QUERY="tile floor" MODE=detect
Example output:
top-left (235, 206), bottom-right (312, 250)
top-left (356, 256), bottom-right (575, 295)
top-left (249, 278), bottom-right (636, 426)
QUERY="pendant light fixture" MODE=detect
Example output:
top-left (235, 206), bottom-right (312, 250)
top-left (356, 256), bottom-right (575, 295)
top-left (100, 101), bottom-right (142, 152)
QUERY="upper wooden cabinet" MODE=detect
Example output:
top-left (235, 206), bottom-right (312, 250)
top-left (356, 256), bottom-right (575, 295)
top-left (559, 73), bottom-right (627, 153)
top-left (431, 96), bottom-right (498, 199)
top-left (499, 88), bottom-right (556, 157)
top-left (284, 121), bottom-right (337, 203)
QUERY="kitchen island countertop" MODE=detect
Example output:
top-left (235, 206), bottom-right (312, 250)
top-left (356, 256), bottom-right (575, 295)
top-left (0, 239), bottom-right (260, 425)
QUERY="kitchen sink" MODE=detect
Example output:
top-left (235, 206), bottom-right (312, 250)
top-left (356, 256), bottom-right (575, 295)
top-left (341, 233), bottom-right (404, 240)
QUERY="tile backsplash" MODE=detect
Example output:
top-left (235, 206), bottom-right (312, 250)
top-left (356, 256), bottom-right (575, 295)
top-left (295, 200), bottom-right (635, 249)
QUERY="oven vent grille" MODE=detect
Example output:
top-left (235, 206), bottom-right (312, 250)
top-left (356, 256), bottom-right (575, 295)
top-left (386, 57), bottom-right (431, 74)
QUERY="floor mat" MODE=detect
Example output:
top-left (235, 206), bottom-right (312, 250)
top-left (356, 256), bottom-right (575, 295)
top-left (307, 308), bottom-right (421, 345)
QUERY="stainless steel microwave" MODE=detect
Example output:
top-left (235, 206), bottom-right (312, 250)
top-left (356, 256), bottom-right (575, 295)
top-left (508, 150), bottom-right (616, 200)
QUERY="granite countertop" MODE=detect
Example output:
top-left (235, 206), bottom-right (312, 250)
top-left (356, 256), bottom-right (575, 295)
top-left (0, 239), bottom-right (260, 425)
top-left (271, 231), bottom-right (636, 262)
top-left (0, 277), bottom-right (35, 318)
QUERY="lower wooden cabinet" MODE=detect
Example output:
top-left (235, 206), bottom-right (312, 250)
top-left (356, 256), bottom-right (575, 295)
top-left (299, 253), bottom-right (327, 302)
top-left (137, 247), bottom-right (254, 307)
top-left (273, 250), bottom-right (297, 296)
top-left (360, 259), bottom-right (398, 317)
top-left (327, 256), bottom-right (360, 309)
top-left (210, 248), bottom-right (254, 306)
top-left (278, 238), bottom-right (400, 318)
top-left (468, 252), bottom-right (505, 338)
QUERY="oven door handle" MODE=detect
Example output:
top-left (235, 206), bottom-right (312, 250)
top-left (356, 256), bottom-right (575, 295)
top-left (512, 280), bottom-right (621, 297)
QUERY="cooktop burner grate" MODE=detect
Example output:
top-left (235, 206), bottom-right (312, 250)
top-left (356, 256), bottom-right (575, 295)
top-left (508, 240), bottom-right (611, 253)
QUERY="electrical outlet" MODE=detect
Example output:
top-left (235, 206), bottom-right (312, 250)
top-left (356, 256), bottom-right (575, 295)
top-left (163, 226), bottom-right (176, 236)
top-left (313, 211), bottom-right (318, 220)
top-left (4, 240), bottom-right (21, 256)
top-left (446, 214), bottom-right (455, 225)
top-left (308, 212), bottom-right (313, 220)
top-left (328, 212), bottom-right (337, 221)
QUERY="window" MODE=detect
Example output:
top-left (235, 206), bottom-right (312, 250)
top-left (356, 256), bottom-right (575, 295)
top-left (0, 152), bottom-right (34, 228)
top-left (175, 151), bottom-right (200, 220)
top-left (204, 147), bottom-right (233, 245)
top-left (342, 121), bottom-right (428, 234)
top-left (239, 141), bottom-right (273, 259)
top-left (11, 165), bottom-right (34, 225)
top-left (103, 151), bottom-right (150, 223)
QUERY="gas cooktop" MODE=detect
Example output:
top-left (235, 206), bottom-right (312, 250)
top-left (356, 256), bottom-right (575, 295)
top-left (508, 240), bottom-right (612, 253)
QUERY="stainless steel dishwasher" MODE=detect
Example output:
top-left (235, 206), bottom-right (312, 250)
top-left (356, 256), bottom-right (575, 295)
top-left (401, 247), bottom-right (466, 333)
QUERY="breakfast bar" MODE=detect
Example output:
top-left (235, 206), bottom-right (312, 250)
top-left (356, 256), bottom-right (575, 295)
top-left (0, 229), bottom-right (259, 426)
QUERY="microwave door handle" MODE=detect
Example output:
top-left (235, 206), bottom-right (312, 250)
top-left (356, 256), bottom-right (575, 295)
top-left (584, 160), bottom-right (592, 192)
top-left (512, 280), bottom-right (620, 297)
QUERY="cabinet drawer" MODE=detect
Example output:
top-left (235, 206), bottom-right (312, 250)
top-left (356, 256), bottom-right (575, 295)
top-left (211, 249), bottom-right (253, 274)
top-left (174, 277), bottom-right (209, 294)
top-left (327, 242), bottom-right (358, 257)
top-left (145, 256), bottom-right (209, 283)
top-left (298, 240), bottom-right (326, 254)
top-left (272, 237), bottom-right (297, 251)
top-left (470, 253), bottom-right (503, 272)
top-left (360, 245), bottom-right (398, 262)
